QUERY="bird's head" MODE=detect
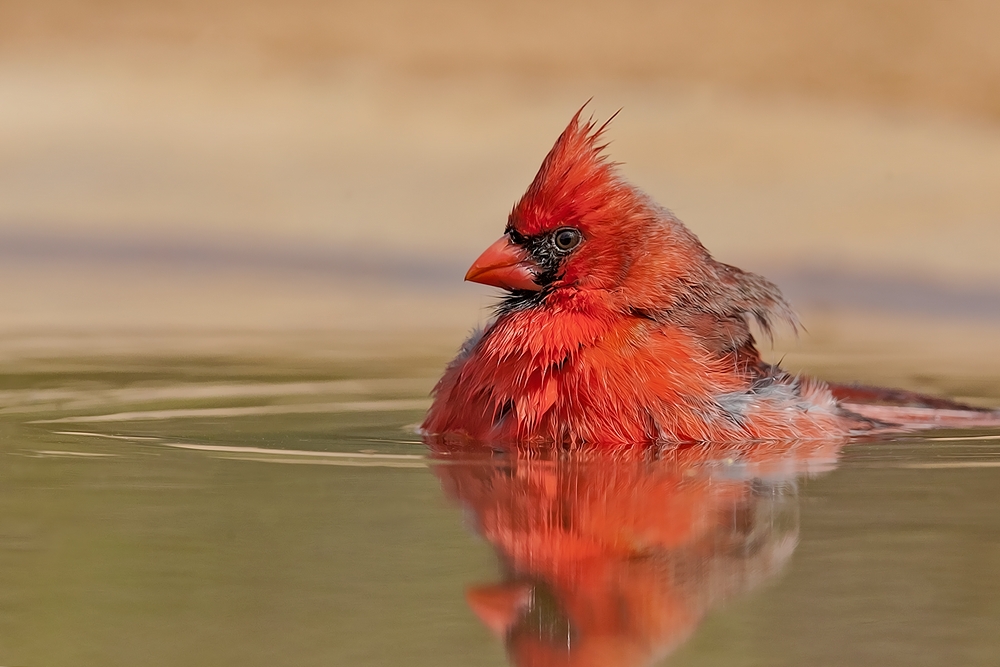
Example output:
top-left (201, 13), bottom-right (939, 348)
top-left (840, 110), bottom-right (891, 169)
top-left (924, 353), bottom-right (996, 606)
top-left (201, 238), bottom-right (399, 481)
top-left (465, 108), bottom-right (714, 314)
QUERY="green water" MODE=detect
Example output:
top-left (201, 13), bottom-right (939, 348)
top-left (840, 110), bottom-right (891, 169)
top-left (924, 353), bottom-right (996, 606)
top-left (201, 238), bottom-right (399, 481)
top-left (1, 352), bottom-right (999, 666)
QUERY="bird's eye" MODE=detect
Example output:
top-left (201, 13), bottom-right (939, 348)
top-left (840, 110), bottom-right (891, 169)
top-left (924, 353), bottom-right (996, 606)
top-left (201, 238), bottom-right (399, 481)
top-left (552, 227), bottom-right (582, 252)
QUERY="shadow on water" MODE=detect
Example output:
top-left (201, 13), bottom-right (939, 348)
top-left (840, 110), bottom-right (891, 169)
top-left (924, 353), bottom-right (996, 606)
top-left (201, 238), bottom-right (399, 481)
top-left (426, 438), bottom-right (843, 667)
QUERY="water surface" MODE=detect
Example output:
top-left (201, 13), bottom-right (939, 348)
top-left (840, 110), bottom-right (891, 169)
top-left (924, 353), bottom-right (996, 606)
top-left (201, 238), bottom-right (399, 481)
top-left (1, 351), bottom-right (999, 666)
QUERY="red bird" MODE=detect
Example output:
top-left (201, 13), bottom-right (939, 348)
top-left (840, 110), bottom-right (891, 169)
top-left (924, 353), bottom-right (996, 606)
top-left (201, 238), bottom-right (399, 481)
top-left (422, 110), bottom-right (1000, 446)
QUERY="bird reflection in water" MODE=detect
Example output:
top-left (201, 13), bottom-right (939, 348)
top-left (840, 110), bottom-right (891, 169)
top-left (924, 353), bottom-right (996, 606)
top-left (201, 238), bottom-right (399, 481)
top-left (426, 438), bottom-right (844, 667)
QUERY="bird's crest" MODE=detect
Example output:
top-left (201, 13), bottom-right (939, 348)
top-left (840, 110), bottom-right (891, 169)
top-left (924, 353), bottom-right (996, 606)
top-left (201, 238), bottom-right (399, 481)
top-left (510, 106), bottom-right (628, 236)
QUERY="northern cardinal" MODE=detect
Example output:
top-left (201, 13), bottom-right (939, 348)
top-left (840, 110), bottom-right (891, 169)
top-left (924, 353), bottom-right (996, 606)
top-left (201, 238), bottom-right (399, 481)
top-left (422, 109), bottom-right (1000, 446)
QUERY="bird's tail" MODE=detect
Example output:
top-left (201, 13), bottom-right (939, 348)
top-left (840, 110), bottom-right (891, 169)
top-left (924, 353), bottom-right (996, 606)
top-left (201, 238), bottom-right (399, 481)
top-left (829, 382), bottom-right (1000, 432)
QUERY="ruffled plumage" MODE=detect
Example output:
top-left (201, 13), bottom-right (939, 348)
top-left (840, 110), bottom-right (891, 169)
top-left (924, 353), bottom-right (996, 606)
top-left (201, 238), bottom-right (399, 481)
top-left (422, 109), bottom-right (1000, 446)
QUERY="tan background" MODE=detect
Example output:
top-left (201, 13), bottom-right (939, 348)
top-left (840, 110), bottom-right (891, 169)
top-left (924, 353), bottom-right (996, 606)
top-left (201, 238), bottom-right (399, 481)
top-left (1, 1), bottom-right (998, 378)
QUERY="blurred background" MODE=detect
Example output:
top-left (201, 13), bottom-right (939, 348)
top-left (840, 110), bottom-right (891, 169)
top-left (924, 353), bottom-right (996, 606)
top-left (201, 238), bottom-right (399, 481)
top-left (1, 0), bottom-right (999, 384)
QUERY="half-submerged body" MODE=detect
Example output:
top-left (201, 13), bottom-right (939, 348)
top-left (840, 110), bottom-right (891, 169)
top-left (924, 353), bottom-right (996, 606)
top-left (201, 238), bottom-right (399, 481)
top-left (422, 111), bottom-right (999, 446)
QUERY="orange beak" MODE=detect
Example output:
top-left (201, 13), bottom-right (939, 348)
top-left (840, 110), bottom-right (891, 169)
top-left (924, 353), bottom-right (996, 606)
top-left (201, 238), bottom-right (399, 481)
top-left (465, 236), bottom-right (541, 292)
